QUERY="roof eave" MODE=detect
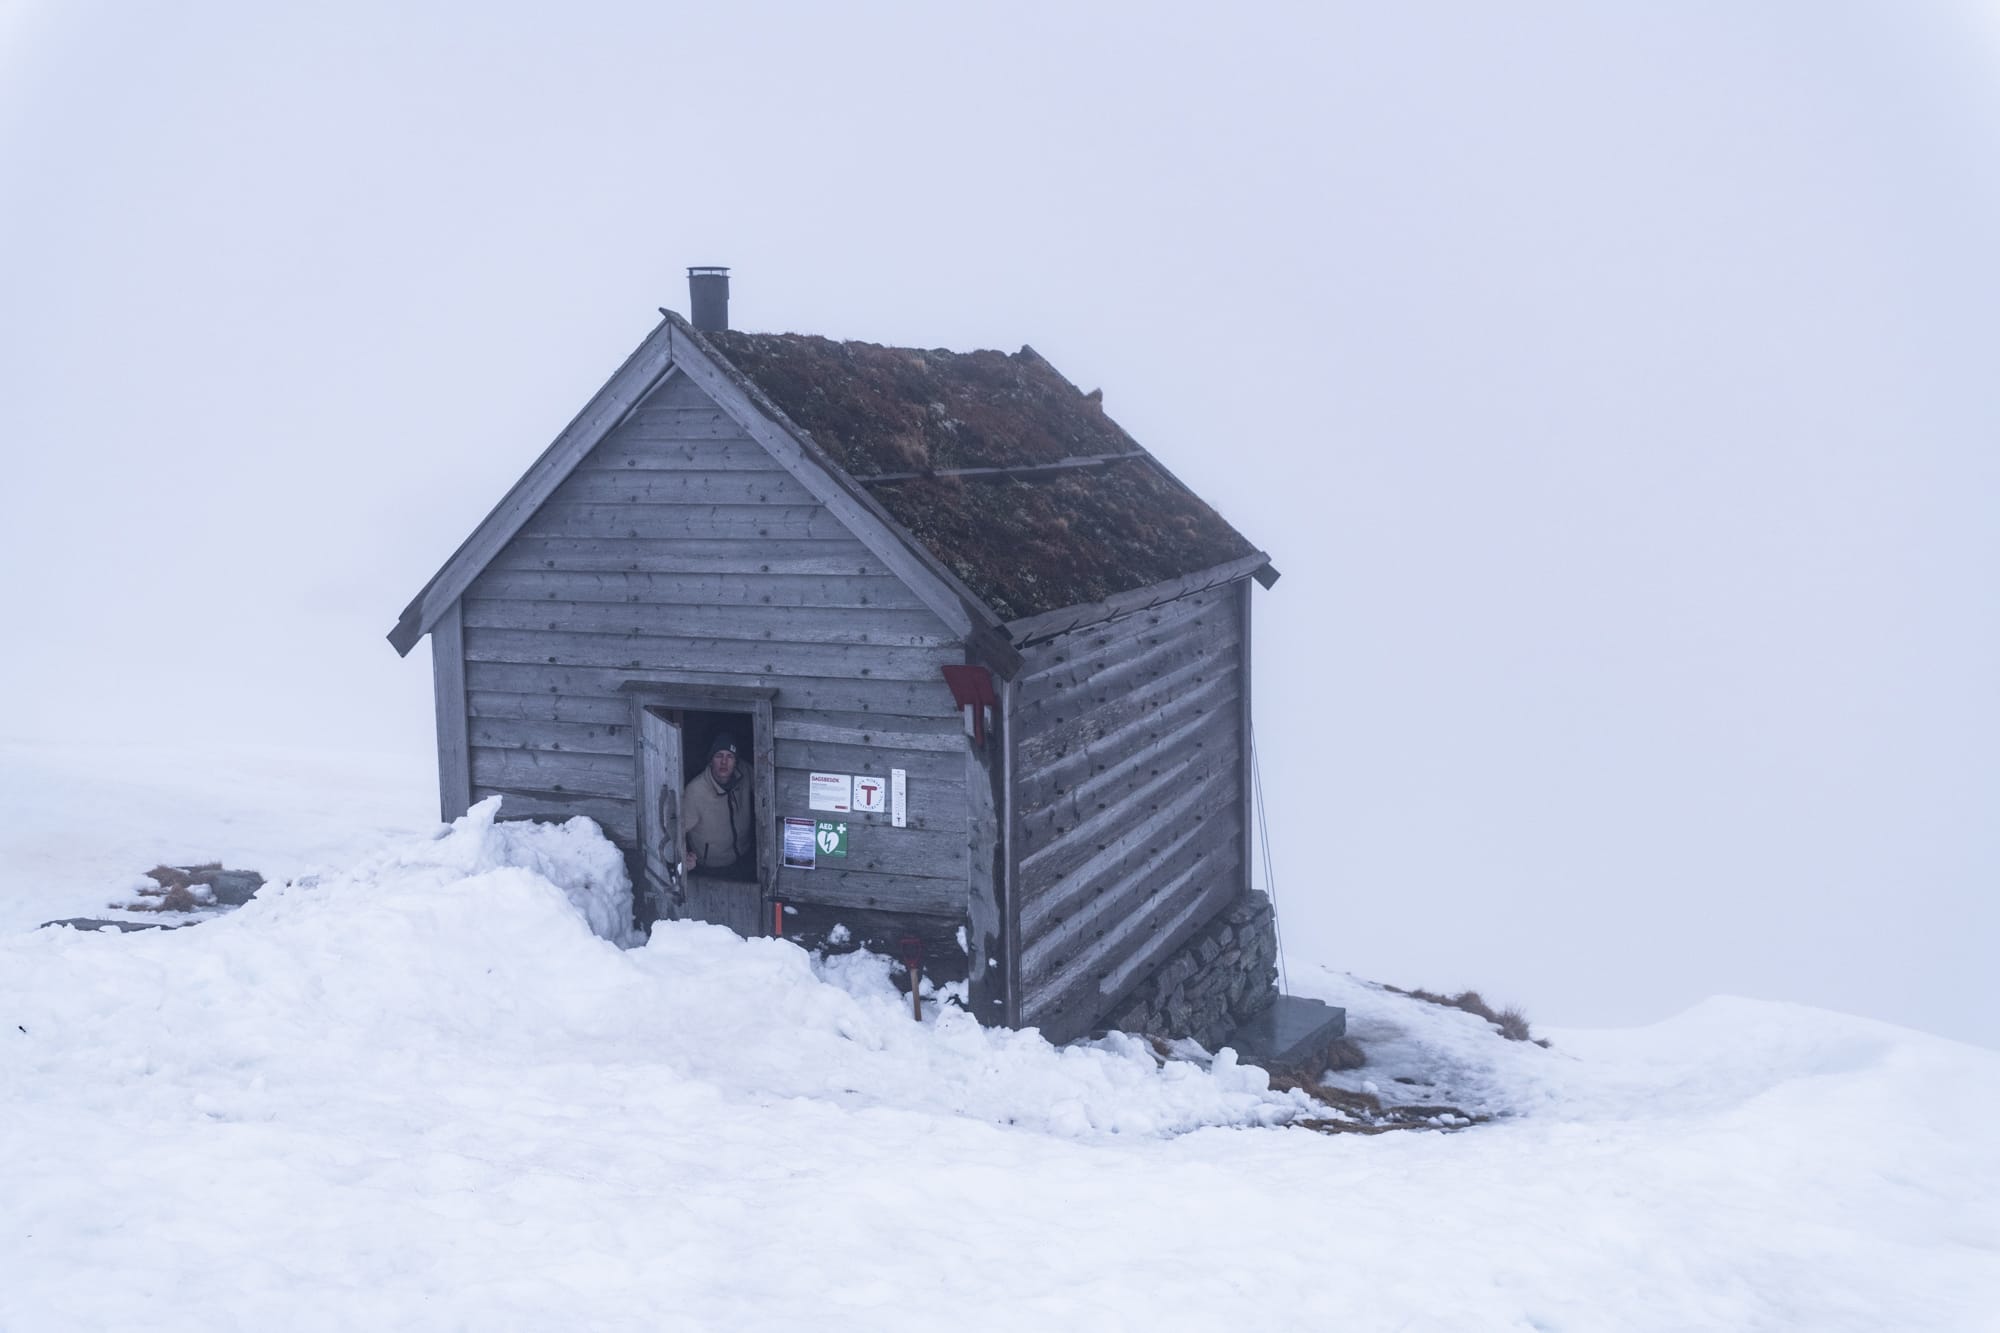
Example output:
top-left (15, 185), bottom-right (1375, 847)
top-left (1000, 549), bottom-right (1276, 646)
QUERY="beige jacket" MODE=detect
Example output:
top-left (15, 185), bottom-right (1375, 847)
top-left (682, 768), bottom-right (754, 871)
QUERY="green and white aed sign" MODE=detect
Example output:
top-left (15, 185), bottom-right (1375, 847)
top-left (814, 821), bottom-right (849, 857)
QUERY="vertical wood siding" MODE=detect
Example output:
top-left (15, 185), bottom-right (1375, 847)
top-left (456, 371), bottom-right (971, 920)
top-left (1009, 584), bottom-right (1250, 1043)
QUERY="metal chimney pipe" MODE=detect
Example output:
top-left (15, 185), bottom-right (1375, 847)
top-left (688, 266), bottom-right (730, 332)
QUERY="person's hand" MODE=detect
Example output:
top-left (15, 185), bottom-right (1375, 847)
top-left (683, 851), bottom-right (697, 871)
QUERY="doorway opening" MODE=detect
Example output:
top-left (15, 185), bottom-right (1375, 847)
top-left (678, 709), bottom-right (756, 885)
top-left (629, 685), bottom-right (775, 939)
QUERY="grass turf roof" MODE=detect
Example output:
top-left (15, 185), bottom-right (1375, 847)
top-left (704, 330), bottom-right (1260, 621)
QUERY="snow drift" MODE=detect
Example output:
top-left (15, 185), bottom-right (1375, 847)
top-left (3, 795), bottom-right (1996, 1331)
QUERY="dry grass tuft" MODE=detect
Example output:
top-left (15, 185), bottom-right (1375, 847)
top-left (1323, 1036), bottom-right (1367, 1072)
top-left (1494, 1005), bottom-right (1534, 1043)
top-left (1385, 983), bottom-right (1548, 1046)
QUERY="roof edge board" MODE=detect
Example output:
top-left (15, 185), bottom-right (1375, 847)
top-left (1001, 551), bottom-right (1275, 646)
top-left (386, 318), bottom-right (680, 656)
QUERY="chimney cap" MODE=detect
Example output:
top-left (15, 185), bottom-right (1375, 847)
top-left (687, 265), bottom-right (730, 276)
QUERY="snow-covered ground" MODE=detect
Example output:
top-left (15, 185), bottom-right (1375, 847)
top-left (3, 743), bottom-right (1996, 1331)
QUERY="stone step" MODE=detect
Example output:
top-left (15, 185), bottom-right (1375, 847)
top-left (1223, 995), bottom-right (1348, 1076)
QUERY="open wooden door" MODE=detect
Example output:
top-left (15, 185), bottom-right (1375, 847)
top-left (637, 706), bottom-right (685, 921)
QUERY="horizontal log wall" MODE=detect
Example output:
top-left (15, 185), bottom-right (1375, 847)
top-left (1010, 583), bottom-right (1250, 1044)
top-left (459, 370), bottom-right (971, 921)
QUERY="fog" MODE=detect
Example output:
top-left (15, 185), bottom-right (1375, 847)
top-left (4, 2), bottom-right (1995, 1046)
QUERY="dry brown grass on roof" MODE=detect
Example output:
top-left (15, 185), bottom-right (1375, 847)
top-left (706, 332), bottom-right (1129, 476)
top-left (705, 328), bottom-right (1262, 619)
top-left (871, 461), bottom-right (1256, 620)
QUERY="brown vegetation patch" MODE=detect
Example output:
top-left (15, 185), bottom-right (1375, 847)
top-left (1270, 1073), bottom-right (1489, 1136)
top-left (707, 332), bottom-right (1134, 475)
top-left (705, 329), bottom-right (1261, 619)
top-left (870, 462), bottom-right (1257, 620)
top-left (1384, 984), bottom-right (1552, 1047)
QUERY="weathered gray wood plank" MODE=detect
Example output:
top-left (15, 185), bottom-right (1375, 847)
top-left (773, 716), bottom-right (964, 753)
top-left (432, 600), bottom-right (472, 821)
top-left (1021, 696), bottom-right (1238, 811)
top-left (1015, 661), bottom-right (1240, 789)
top-left (577, 438), bottom-right (780, 471)
top-left (1022, 864), bottom-right (1242, 1044)
top-left (467, 568), bottom-right (926, 609)
top-left (1020, 758), bottom-right (1242, 918)
top-left (487, 539), bottom-right (892, 578)
top-left (463, 628), bottom-right (954, 682)
top-left (485, 536), bottom-right (879, 565)
top-left (474, 787), bottom-right (638, 841)
top-left (464, 660), bottom-right (959, 717)
top-left (470, 747), bottom-right (638, 800)
top-left (637, 369), bottom-right (731, 413)
top-left (461, 598), bottom-right (954, 648)
top-left (774, 737), bottom-right (964, 786)
top-left (1013, 607), bottom-right (1238, 712)
top-left (1017, 708), bottom-right (1240, 859)
top-left (468, 716), bottom-right (635, 757)
top-left (1020, 807), bottom-right (1243, 985)
top-left (619, 407), bottom-right (752, 440)
top-left (548, 469), bottom-right (818, 507)
top-left (1019, 751), bottom-right (1240, 910)
top-left (774, 870), bottom-right (965, 917)
top-left (467, 690), bottom-right (634, 725)
top-left (1000, 674), bottom-right (1022, 1027)
top-left (776, 904), bottom-right (971, 967)
top-left (1014, 587), bottom-right (1229, 686)
top-left (517, 503), bottom-right (857, 543)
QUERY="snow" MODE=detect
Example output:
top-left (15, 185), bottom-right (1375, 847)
top-left (3, 743), bottom-right (1997, 1330)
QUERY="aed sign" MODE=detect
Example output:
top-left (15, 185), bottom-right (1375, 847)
top-left (852, 775), bottom-right (887, 815)
top-left (815, 821), bottom-right (849, 857)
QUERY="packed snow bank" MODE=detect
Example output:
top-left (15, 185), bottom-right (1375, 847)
top-left (7, 804), bottom-right (1310, 1143)
top-left (1293, 962), bottom-right (2000, 1131)
top-left (403, 795), bottom-right (635, 945)
top-left (5, 774), bottom-right (1997, 1330)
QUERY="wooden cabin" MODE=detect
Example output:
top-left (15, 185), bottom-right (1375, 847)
top-left (389, 270), bottom-right (1299, 1048)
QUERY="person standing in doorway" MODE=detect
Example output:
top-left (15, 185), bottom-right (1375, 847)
top-left (682, 733), bottom-right (755, 880)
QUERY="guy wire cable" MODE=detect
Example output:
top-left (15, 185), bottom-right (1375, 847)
top-left (1250, 721), bottom-right (1288, 995)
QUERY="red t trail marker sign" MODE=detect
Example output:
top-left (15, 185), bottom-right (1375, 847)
top-left (852, 775), bottom-right (887, 815)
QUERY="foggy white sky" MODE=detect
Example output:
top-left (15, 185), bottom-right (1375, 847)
top-left (3, 2), bottom-right (1995, 1047)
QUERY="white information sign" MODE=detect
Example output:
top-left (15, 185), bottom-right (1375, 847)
top-left (891, 768), bottom-right (907, 829)
top-left (808, 772), bottom-right (852, 813)
top-left (852, 774), bottom-right (887, 815)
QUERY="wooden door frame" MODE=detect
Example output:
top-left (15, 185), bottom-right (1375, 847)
top-left (621, 681), bottom-right (778, 929)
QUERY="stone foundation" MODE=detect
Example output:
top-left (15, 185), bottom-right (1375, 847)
top-left (1102, 890), bottom-right (1279, 1050)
